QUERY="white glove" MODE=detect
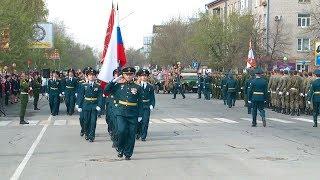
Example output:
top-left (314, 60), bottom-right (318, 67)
top-left (29, 87), bottom-right (33, 91)
top-left (75, 105), bottom-right (79, 109)
top-left (268, 90), bottom-right (271, 93)
top-left (45, 93), bottom-right (49, 97)
top-left (238, 92), bottom-right (241, 94)
top-left (138, 117), bottom-right (142, 122)
top-left (286, 92), bottom-right (289, 96)
top-left (59, 94), bottom-right (63, 97)
top-left (300, 93), bottom-right (304, 97)
top-left (112, 75), bottom-right (123, 83)
top-left (305, 94), bottom-right (308, 97)
top-left (75, 93), bottom-right (78, 97)
top-left (62, 92), bottom-right (65, 95)
top-left (96, 106), bottom-right (101, 111)
top-left (29, 79), bottom-right (32, 82)
top-left (78, 108), bottom-right (82, 112)
top-left (248, 101), bottom-right (252, 104)
top-left (241, 87), bottom-right (243, 90)
top-left (308, 101), bottom-right (311, 105)
top-left (150, 105), bottom-right (154, 110)
top-left (279, 92), bottom-right (283, 95)
top-left (102, 94), bottom-right (106, 97)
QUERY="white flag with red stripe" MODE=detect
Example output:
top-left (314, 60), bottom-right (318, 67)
top-left (247, 41), bottom-right (256, 68)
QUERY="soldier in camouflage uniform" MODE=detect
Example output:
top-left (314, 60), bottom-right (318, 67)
top-left (275, 71), bottom-right (283, 113)
top-left (305, 72), bottom-right (315, 115)
top-left (278, 71), bottom-right (290, 114)
top-left (288, 71), bottom-right (303, 116)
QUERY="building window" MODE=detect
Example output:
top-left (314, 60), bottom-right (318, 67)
top-left (298, 0), bottom-right (311, 3)
top-left (298, 38), bottom-right (310, 51)
top-left (298, 14), bottom-right (311, 27)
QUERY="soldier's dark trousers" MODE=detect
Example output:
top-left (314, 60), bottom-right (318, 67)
top-left (227, 92), bottom-right (236, 107)
top-left (33, 92), bottom-right (39, 109)
top-left (5, 92), bottom-right (9, 105)
top-left (312, 102), bottom-right (320, 126)
top-left (252, 101), bottom-right (266, 125)
top-left (20, 94), bottom-right (28, 118)
top-left (197, 87), bottom-right (203, 98)
top-left (49, 94), bottom-right (60, 115)
top-left (137, 108), bottom-right (151, 140)
top-left (99, 97), bottom-right (106, 116)
top-left (116, 116), bottom-right (137, 157)
top-left (222, 90), bottom-right (227, 105)
top-left (173, 85), bottom-right (185, 99)
top-left (247, 101), bottom-right (252, 114)
top-left (83, 109), bottom-right (98, 141)
top-left (65, 92), bottom-right (76, 114)
top-left (204, 88), bottom-right (211, 100)
top-left (79, 111), bottom-right (85, 134)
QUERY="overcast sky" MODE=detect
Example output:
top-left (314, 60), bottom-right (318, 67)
top-left (47, 0), bottom-right (209, 51)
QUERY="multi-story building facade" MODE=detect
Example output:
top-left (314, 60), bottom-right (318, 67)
top-left (206, 0), bottom-right (317, 71)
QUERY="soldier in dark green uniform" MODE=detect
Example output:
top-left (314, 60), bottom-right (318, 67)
top-left (19, 73), bottom-right (30, 124)
top-left (105, 67), bottom-right (143, 160)
top-left (172, 71), bottom-right (185, 99)
top-left (76, 67), bottom-right (89, 137)
top-left (32, 72), bottom-right (42, 110)
top-left (203, 71), bottom-right (213, 100)
top-left (220, 73), bottom-right (228, 105)
top-left (77, 69), bottom-right (102, 142)
top-left (46, 70), bottom-right (62, 116)
top-left (248, 68), bottom-right (267, 127)
top-left (244, 70), bottom-right (255, 114)
top-left (307, 69), bottom-right (320, 127)
top-left (62, 69), bottom-right (78, 115)
top-left (226, 73), bottom-right (237, 108)
top-left (196, 72), bottom-right (203, 99)
top-left (136, 69), bottom-right (156, 141)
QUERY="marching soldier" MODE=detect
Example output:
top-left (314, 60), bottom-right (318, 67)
top-left (203, 71), bottom-right (212, 100)
top-left (63, 68), bottom-right (78, 115)
top-left (105, 67), bottom-right (143, 160)
top-left (220, 73), bottom-right (228, 105)
top-left (196, 72), bottom-right (203, 99)
top-left (278, 70), bottom-right (290, 114)
top-left (244, 70), bottom-right (255, 114)
top-left (307, 69), bottom-right (320, 127)
top-left (76, 67), bottom-right (89, 137)
top-left (172, 71), bottom-right (185, 99)
top-left (226, 73), bottom-right (237, 108)
top-left (248, 68), bottom-right (267, 127)
top-left (32, 72), bottom-right (42, 110)
top-left (288, 71), bottom-right (303, 116)
top-left (77, 69), bottom-right (102, 142)
top-left (19, 73), bottom-right (31, 124)
top-left (136, 69), bottom-right (156, 141)
top-left (47, 70), bottom-right (62, 116)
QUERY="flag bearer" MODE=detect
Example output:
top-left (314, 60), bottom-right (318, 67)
top-left (77, 69), bottom-right (102, 142)
top-left (248, 68), bottom-right (268, 127)
top-left (47, 70), bottom-right (62, 116)
top-left (136, 69), bottom-right (155, 141)
top-left (307, 69), bottom-right (320, 128)
top-left (105, 67), bottom-right (143, 160)
top-left (63, 68), bottom-right (78, 115)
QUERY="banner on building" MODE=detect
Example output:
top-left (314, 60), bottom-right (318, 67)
top-left (30, 23), bottom-right (53, 49)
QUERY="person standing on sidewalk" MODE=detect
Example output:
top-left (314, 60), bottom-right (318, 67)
top-left (19, 72), bottom-right (30, 124)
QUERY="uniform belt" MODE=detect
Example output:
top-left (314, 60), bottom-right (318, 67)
top-left (21, 92), bottom-right (28, 95)
top-left (290, 88), bottom-right (297, 90)
top-left (314, 92), bottom-right (320, 95)
top-left (253, 92), bottom-right (264, 95)
top-left (143, 99), bottom-right (150, 103)
top-left (50, 87), bottom-right (58, 90)
top-left (66, 86), bottom-right (75, 89)
top-left (85, 97), bottom-right (97, 101)
top-left (118, 100), bottom-right (137, 106)
top-left (228, 88), bottom-right (236, 90)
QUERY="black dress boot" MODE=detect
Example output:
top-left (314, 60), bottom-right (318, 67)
top-left (282, 108), bottom-right (286, 114)
top-left (20, 117), bottom-right (29, 124)
top-left (286, 109), bottom-right (291, 115)
top-left (296, 109), bottom-right (300, 116)
top-left (291, 109), bottom-right (295, 116)
top-left (262, 117), bottom-right (266, 127)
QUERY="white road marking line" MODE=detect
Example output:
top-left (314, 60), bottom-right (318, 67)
top-left (68, 119), bottom-right (80, 125)
top-left (150, 119), bottom-right (166, 123)
top-left (97, 119), bottom-right (105, 125)
top-left (267, 118), bottom-right (295, 124)
top-left (292, 117), bottom-right (313, 123)
top-left (9, 121), bottom-right (20, 127)
top-left (214, 118), bottom-right (238, 124)
top-left (202, 118), bottom-right (223, 123)
top-left (0, 121), bottom-right (12, 126)
top-left (53, 120), bottom-right (67, 126)
top-left (187, 118), bottom-right (209, 123)
top-left (23, 120), bottom-right (39, 126)
top-left (162, 118), bottom-right (181, 123)
top-left (175, 118), bottom-right (193, 123)
top-left (240, 118), bottom-right (262, 123)
top-left (10, 115), bottom-right (52, 180)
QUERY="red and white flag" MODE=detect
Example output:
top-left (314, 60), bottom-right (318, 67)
top-left (98, 4), bottom-right (127, 83)
top-left (247, 40), bottom-right (256, 68)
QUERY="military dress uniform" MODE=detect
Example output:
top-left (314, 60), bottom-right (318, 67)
top-left (196, 74), bottom-right (204, 99)
top-left (78, 69), bottom-right (103, 142)
top-left (248, 68), bottom-right (267, 127)
top-left (63, 69), bottom-right (78, 115)
top-left (226, 74), bottom-right (237, 108)
top-left (19, 78), bottom-right (30, 124)
top-left (105, 67), bottom-right (143, 160)
top-left (244, 72), bottom-right (255, 114)
top-left (76, 76), bottom-right (87, 137)
top-left (32, 75), bottom-right (42, 110)
top-left (307, 70), bottom-right (320, 127)
top-left (47, 71), bottom-right (62, 116)
top-left (172, 73), bottom-right (185, 99)
top-left (203, 74), bottom-right (212, 100)
top-left (220, 74), bottom-right (228, 105)
top-left (136, 69), bottom-right (156, 141)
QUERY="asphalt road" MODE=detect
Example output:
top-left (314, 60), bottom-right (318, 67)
top-left (1, 94), bottom-right (320, 180)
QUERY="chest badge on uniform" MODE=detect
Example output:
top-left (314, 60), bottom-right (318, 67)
top-left (94, 88), bottom-right (98, 91)
top-left (131, 88), bottom-right (137, 95)
top-left (121, 85), bottom-right (124, 90)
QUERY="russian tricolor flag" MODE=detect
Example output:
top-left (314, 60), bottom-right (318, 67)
top-left (98, 4), bottom-right (127, 83)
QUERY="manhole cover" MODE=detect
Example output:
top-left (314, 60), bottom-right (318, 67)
top-left (256, 156), bottom-right (287, 161)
